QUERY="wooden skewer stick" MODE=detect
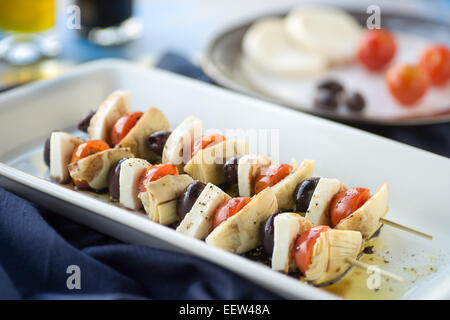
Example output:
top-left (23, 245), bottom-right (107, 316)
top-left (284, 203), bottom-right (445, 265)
top-left (346, 258), bottom-right (404, 283)
top-left (380, 217), bottom-right (433, 240)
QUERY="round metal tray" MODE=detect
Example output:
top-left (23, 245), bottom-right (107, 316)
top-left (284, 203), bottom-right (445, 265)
top-left (202, 3), bottom-right (450, 125)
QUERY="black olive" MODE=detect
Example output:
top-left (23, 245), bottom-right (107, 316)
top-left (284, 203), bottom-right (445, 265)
top-left (77, 109), bottom-right (96, 133)
top-left (108, 157), bottom-right (129, 202)
top-left (148, 130), bottom-right (171, 156)
top-left (294, 177), bottom-right (320, 213)
top-left (260, 210), bottom-right (281, 257)
top-left (177, 181), bottom-right (206, 220)
top-left (317, 79), bottom-right (344, 95)
top-left (314, 89), bottom-right (339, 109)
top-left (44, 136), bottom-right (51, 167)
top-left (223, 156), bottom-right (241, 184)
top-left (345, 91), bottom-right (366, 112)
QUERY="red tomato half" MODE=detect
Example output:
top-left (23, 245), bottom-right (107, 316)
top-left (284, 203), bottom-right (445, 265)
top-left (419, 44), bottom-right (450, 86)
top-left (191, 133), bottom-right (226, 158)
top-left (213, 197), bottom-right (251, 228)
top-left (386, 64), bottom-right (430, 106)
top-left (294, 226), bottom-right (330, 274)
top-left (137, 164), bottom-right (179, 193)
top-left (253, 164), bottom-right (291, 195)
top-left (110, 111), bottom-right (143, 146)
top-left (357, 29), bottom-right (396, 71)
top-left (70, 140), bottom-right (110, 188)
top-left (329, 188), bottom-right (371, 227)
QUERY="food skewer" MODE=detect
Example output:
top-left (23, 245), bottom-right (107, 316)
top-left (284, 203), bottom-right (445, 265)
top-left (346, 257), bottom-right (404, 283)
top-left (379, 217), bottom-right (432, 240)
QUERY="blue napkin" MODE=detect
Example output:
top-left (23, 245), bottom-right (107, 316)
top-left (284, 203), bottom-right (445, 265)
top-left (0, 53), bottom-right (283, 300)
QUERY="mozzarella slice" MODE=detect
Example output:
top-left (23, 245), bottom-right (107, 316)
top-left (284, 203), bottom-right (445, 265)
top-left (138, 174), bottom-right (193, 225)
top-left (284, 6), bottom-right (362, 64)
top-left (238, 154), bottom-right (272, 197)
top-left (117, 107), bottom-right (169, 162)
top-left (205, 187), bottom-right (277, 253)
top-left (176, 183), bottom-right (231, 239)
top-left (87, 90), bottom-right (131, 144)
top-left (271, 213), bottom-right (313, 273)
top-left (243, 18), bottom-right (327, 75)
top-left (162, 116), bottom-right (202, 172)
top-left (184, 139), bottom-right (248, 185)
top-left (49, 132), bottom-right (83, 183)
top-left (67, 147), bottom-right (134, 190)
top-left (118, 158), bottom-right (151, 210)
top-left (305, 178), bottom-right (346, 226)
top-left (271, 159), bottom-right (314, 210)
top-left (336, 183), bottom-right (389, 239)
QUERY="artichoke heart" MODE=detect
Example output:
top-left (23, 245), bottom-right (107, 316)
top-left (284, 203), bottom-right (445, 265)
top-left (184, 139), bottom-right (248, 185)
top-left (335, 183), bottom-right (389, 239)
top-left (67, 147), bottom-right (134, 190)
top-left (305, 229), bottom-right (363, 285)
top-left (272, 159), bottom-right (314, 210)
top-left (117, 106), bottom-right (170, 162)
top-left (138, 174), bottom-right (193, 225)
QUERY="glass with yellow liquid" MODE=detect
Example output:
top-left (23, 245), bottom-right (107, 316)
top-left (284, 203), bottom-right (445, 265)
top-left (0, 0), bottom-right (60, 65)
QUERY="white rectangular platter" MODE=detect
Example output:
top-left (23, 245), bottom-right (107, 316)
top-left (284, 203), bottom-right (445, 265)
top-left (0, 59), bottom-right (449, 300)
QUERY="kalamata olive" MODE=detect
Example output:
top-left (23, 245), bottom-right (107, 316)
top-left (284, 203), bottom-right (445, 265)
top-left (177, 181), bottom-right (206, 220)
top-left (44, 135), bottom-right (51, 167)
top-left (317, 79), bottom-right (344, 95)
top-left (294, 177), bottom-right (320, 213)
top-left (223, 156), bottom-right (241, 184)
top-left (148, 130), bottom-right (171, 156)
top-left (108, 158), bottom-right (129, 202)
top-left (77, 109), bottom-right (96, 133)
top-left (260, 210), bottom-right (281, 257)
top-left (345, 92), bottom-right (366, 112)
top-left (314, 89), bottom-right (339, 109)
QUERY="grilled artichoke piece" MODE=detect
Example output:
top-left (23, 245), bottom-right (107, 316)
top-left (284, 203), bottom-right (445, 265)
top-left (238, 154), bottom-right (273, 197)
top-left (87, 90), bottom-right (130, 144)
top-left (305, 229), bottom-right (364, 285)
top-left (184, 139), bottom-right (248, 185)
top-left (271, 213), bottom-right (313, 273)
top-left (272, 159), bottom-right (314, 210)
top-left (205, 187), bottom-right (277, 253)
top-left (117, 106), bottom-right (170, 162)
top-left (176, 183), bottom-right (231, 239)
top-left (335, 183), bottom-right (389, 239)
top-left (67, 147), bottom-right (134, 190)
top-left (138, 174), bottom-right (193, 225)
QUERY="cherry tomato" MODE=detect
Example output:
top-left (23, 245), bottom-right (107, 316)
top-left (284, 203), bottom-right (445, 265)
top-left (386, 64), bottom-right (430, 106)
top-left (70, 140), bottom-right (110, 188)
top-left (329, 188), bottom-right (371, 227)
top-left (213, 197), bottom-right (251, 228)
top-left (110, 111), bottom-right (143, 146)
top-left (357, 29), bottom-right (396, 71)
top-left (253, 164), bottom-right (291, 195)
top-left (294, 226), bottom-right (330, 274)
top-left (419, 44), bottom-right (450, 86)
top-left (138, 164), bottom-right (179, 193)
top-left (191, 133), bottom-right (226, 157)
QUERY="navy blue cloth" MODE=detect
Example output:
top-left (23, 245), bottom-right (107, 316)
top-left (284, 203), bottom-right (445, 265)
top-left (0, 188), bottom-right (280, 300)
